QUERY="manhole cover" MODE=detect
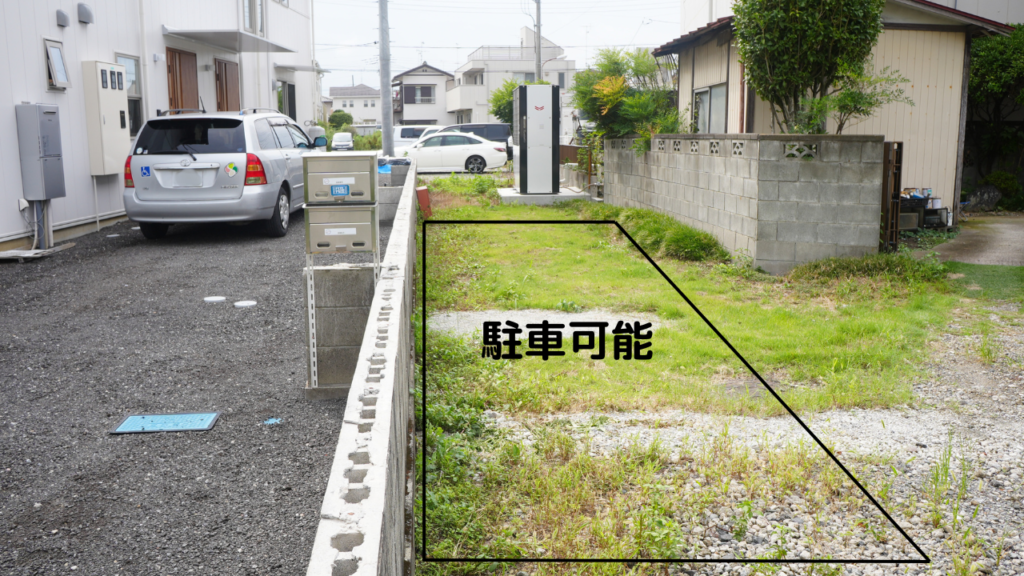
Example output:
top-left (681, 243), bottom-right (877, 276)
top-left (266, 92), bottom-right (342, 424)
top-left (111, 413), bottom-right (220, 434)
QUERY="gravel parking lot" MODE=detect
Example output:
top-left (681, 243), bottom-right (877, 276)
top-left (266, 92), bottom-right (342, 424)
top-left (0, 213), bottom-right (390, 575)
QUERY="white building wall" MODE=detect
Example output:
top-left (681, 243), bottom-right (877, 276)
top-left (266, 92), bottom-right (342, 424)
top-left (0, 0), bottom-right (316, 245)
top-left (455, 60), bottom-right (576, 125)
top-left (0, 0), bottom-right (142, 243)
top-left (397, 71), bottom-right (455, 125)
top-left (332, 96), bottom-right (382, 124)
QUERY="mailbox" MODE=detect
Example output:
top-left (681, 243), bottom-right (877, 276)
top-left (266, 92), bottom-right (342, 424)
top-left (306, 205), bottom-right (378, 254)
top-left (303, 151), bottom-right (377, 204)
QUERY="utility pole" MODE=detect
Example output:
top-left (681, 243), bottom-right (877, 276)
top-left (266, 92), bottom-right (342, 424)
top-left (534, 0), bottom-right (542, 81)
top-left (378, 0), bottom-right (394, 157)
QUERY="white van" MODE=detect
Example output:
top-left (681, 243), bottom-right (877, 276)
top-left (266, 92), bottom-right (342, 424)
top-left (331, 132), bottom-right (353, 151)
top-left (393, 125), bottom-right (438, 147)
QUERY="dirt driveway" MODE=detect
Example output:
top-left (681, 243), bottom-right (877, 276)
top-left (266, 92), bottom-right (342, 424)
top-left (935, 216), bottom-right (1024, 266)
top-left (0, 216), bottom-right (388, 575)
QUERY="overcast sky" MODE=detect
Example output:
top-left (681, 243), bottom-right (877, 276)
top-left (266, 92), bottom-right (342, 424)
top-left (312, 0), bottom-right (692, 95)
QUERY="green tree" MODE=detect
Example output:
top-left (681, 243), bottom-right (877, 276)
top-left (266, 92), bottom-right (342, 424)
top-left (790, 66), bottom-right (914, 134)
top-left (733, 0), bottom-right (886, 133)
top-left (488, 78), bottom-right (549, 124)
top-left (569, 48), bottom-right (682, 154)
top-left (967, 25), bottom-right (1024, 177)
top-left (329, 109), bottom-right (353, 128)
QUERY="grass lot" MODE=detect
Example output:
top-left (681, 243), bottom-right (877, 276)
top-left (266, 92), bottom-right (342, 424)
top-left (944, 261), bottom-right (1024, 303)
top-left (416, 175), bottom-right (1019, 573)
top-left (419, 333), bottom-right (923, 575)
top-left (423, 200), bottom-right (965, 415)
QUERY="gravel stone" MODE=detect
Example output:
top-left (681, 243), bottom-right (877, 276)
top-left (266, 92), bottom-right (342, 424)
top-left (0, 216), bottom-right (392, 575)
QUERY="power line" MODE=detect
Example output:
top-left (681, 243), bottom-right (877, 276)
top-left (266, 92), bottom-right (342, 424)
top-left (316, 42), bottom-right (669, 49)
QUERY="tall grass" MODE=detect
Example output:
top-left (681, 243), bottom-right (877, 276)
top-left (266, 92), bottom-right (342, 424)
top-left (558, 201), bottom-right (729, 262)
top-left (789, 252), bottom-right (948, 285)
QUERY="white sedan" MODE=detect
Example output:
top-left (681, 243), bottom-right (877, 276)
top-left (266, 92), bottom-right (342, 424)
top-left (396, 132), bottom-right (507, 173)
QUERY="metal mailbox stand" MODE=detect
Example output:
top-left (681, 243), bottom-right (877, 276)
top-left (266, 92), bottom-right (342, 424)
top-left (303, 151), bottom-right (380, 390)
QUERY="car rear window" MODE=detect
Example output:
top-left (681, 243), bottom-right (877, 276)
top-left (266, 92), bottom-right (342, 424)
top-left (401, 127), bottom-right (426, 139)
top-left (486, 125), bottom-right (510, 141)
top-left (136, 118), bottom-right (246, 154)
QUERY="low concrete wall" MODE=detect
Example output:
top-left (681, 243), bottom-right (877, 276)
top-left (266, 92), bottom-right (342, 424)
top-left (559, 163), bottom-right (603, 199)
top-left (306, 161), bottom-right (417, 576)
top-left (605, 134), bottom-right (884, 274)
top-left (305, 264), bottom-right (376, 399)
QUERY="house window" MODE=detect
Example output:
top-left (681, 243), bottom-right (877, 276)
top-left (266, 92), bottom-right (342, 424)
top-left (403, 86), bottom-right (434, 105)
top-left (116, 54), bottom-right (143, 135)
top-left (558, 72), bottom-right (565, 88)
top-left (341, 101), bottom-right (346, 108)
top-left (277, 80), bottom-right (296, 120)
top-left (45, 40), bottom-right (71, 89)
top-left (364, 100), bottom-right (368, 107)
top-left (371, 100), bottom-right (375, 107)
top-left (350, 100), bottom-right (354, 107)
top-left (513, 72), bottom-right (535, 83)
top-left (693, 83), bottom-right (726, 134)
top-left (244, 0), bottom-right (264, 36)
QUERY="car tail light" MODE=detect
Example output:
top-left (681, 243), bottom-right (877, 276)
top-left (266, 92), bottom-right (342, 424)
top-left (124, 156), bottom-right (134, 188)
top-left (494, 147), bottom-right (506, 153)
top-left (245, 153), bottom-right (267, 186)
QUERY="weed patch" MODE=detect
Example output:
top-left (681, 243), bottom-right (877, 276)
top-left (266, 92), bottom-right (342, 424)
top-left (557, 200), bottom-right (729, 263)
top-left (789, 252), bottom-right (948, 286)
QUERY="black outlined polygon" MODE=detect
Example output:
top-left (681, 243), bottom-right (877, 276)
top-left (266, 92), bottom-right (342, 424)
top-left (420, 219), bottom-right (930, 566)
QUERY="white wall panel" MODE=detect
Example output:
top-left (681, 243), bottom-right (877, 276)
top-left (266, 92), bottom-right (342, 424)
top-left (1, 0), bottom-right (317, 243)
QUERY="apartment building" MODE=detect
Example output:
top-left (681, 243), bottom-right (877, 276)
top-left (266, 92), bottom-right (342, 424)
top-left (447, 28), bottom-right (577, 141)
top-left (0, 0), bottom-right (318, 249)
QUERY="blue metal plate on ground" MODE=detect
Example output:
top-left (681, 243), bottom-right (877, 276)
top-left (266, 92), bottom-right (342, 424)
top-left (111, 412), bottom-right (220, 434)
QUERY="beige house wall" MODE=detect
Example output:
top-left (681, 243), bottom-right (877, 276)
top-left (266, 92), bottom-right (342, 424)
top-left (836, 29), bottom-right (966, 208)
top-left (727, 43), bottom-right (743, 133)
top-left (692, 32), bottom-right (730, 88)
top-left (676, 27), bottom-right (968, 209)
top-left (678, 46), bottom-right (694, 118)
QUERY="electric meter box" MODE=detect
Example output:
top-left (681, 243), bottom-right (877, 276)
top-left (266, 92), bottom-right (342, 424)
top-left (512, 84), bottom-right (560, 194)
top-left (82, 61), bottom-right (131, 176)
top-left (15, 103), bottom-right (66, 200)
top-left (303, 151), bottom-right (377, 204)
top-left (306, 205), bottom-right (379, 254)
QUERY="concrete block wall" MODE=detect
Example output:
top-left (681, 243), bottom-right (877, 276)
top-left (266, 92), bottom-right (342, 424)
top-left (307, 161), bottom-right (418, 576)
top-left (306, 264), bottom-right (376, 399)
top-left (605, 134), bottom-right (884, 274)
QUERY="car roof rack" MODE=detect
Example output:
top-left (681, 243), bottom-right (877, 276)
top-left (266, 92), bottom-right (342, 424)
top-left (240, 108), bottom-right (283, 115)
top-left (155, 108), bottom-right (206, 117)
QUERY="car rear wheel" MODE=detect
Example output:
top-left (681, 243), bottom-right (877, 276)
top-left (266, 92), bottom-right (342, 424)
top-left (139, 222), bottom-right (169, 240)
top-left (466, 155), bottom-right (486, 174)
top-left (264, 188), bottom-right (290, 237)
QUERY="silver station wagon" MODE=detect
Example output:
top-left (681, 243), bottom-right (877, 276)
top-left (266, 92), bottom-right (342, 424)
top-left (123, 111), bottom-right (326, 239)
